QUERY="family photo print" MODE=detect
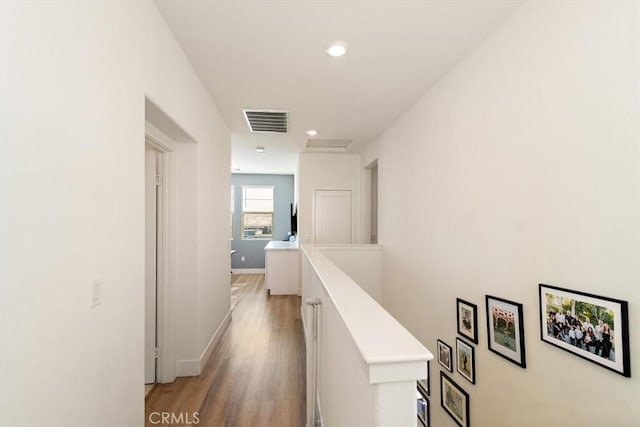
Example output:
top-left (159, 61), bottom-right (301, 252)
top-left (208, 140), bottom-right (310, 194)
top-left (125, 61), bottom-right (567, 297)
top-left (437, 339), bottom-right (453, 372)
top-left (440, 372), bottom-right (469, 427)
top-left (485, 295), bottom-right (526, 368)
top-left (456, 338), bottom-right (475, 384)
top-left (539, 283), bottom-right (630, 377)
top-left (457, 298), bottom-right (478, 344)
top-left (416, 387), bottom-right (429, 427)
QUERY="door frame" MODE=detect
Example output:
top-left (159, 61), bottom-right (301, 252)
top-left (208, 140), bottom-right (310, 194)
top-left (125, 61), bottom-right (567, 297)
top-left (145, 122), bottom-right (177, 383)
top-left (366, 160), bottom-right (378, 244)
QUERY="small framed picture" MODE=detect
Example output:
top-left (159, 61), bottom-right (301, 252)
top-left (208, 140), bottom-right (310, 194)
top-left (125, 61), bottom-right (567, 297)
top-left (440, 372), bottom-right (469, 427)
top-left (456, 298), bottom-right (478, 344)
top-left (416, 387), bottom-right (429, 426)
top-left (417, 361), bottom-right (430, 396)
top-left (539, 283), bottom-right (630, 377)
top-left (456, 338), bottom-right (475, 384)
top-left (437, 339), bottom-right (453, 372)
top-left (485, 295), bottom-right (526, 368)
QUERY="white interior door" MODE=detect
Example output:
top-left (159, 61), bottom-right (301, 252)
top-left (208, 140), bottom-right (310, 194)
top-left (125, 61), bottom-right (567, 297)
top-left (145, 146), bottom-right (158, 384)
top-left (314, 190), bottom-right (352, 244)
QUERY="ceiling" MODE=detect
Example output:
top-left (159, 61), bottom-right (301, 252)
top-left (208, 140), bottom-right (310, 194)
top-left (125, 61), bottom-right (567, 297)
top-left (154, 0), bottom-right (522, 174)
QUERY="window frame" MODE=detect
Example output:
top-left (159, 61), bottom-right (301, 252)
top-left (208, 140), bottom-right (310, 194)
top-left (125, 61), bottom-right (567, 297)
top-left (241, 185), bottom-right (275, 240)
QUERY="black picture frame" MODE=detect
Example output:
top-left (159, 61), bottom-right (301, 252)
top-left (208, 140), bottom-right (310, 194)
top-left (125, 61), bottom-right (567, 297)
top-left (456, 338), bottom-right (475, 384)
top-left (485, 295), bottom-right (526, 368)
top-left (417, 385), bottom-right (429, 426)
top-left (417, 361), bottom-right (430, 396)
top-left (456, 298), bottom-right (478, 344)
top-left (437, 339), bottom-right (453, 372)
top-left (440, 371), bottom-right (469, 427)
top-left (539, 283), bottom-right (631, 377)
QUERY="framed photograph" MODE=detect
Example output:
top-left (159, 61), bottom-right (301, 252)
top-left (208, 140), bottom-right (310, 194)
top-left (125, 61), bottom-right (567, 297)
top-left (485, 295), bottom-right (526, 368)
top-left (417, 361), bottom-right (430, 396)
top-left (440, 372), bottom-right (469, 427)
top-left (456, 338), bottom-right (475, 384)
top-left (456, 298), bottom-right (478, 344)
top-left (539, 283), bottom-right (630, 377)
top-left (437, 339), bottom-right (453, 372)
top-left (416, 387), bottom-right (429, 426)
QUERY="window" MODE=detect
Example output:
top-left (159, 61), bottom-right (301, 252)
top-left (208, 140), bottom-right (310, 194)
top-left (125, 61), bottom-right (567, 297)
top-left (230, 185), bottom-right (234, 239)
top-left (241, 185), bottom-right (274, 239)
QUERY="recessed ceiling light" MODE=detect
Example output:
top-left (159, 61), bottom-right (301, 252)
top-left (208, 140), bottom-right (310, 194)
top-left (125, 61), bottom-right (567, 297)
top-left (324, 41), bottom-right (348, 57)
top-left (305, 129), bottom-right (318, 136)
top-left (256, 146), bottom-right (265, 153)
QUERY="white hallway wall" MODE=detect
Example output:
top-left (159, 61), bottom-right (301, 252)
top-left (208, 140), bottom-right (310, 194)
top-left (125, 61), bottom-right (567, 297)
top-left (0, 2), bottom-right (230, 426)
top-left (298, 152), bottom-right (361, 244)
top-left (365, 2), bottom-right (640, 426)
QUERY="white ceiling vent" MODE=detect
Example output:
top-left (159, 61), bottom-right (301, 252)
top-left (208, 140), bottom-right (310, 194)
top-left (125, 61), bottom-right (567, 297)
top-left (306, 138), bottom-right (352, 152)
top-left (242, 109), bottom-right (288, 133)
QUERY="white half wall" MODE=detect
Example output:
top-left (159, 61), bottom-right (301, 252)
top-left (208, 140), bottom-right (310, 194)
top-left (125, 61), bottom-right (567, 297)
top-left (369, 2), bottom-right (640, 426)
top-left (0, 2), bottom-right (231, 426)
top-left (301, 244), bottom-right (431, 427)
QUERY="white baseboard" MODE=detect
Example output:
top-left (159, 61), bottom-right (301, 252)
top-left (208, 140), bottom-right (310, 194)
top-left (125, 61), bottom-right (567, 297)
top-left (176, 357), bottom-right (201, 377)
top-left (231, 268), bottom-right (265, 274)
top-left (176, 309), bottom-right (232, 377)
top-left (199, 309), bottom-right (232, 372)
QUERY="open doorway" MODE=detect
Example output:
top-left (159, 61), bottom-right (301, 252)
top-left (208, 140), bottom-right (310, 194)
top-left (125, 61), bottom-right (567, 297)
top-left (364, 159), bottom-right (378, 244)
top-left (144, 98), bottom-right (197, 394)
top-left (370, 162), bottom-right (378, 244)
top-left (144, 122), bottom-right (177, 395)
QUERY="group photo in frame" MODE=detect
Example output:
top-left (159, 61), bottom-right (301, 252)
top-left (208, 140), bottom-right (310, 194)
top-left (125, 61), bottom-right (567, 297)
top-left (440, 372), bottom-right (469, 427)
top-left (437, 339), bottom-right (453, 372)
top-left (456, 298), bottom-right (478, 343)
top-left (539, 283), bottom-right (630, 377)
top-left (456, 338), bottom-right (475, 384)
top-left (485, 295), bottom-right (526, 368)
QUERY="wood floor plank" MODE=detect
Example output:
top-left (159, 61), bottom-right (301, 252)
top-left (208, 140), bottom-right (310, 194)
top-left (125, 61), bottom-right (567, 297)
top-left (145, 274), bottom-right (306, 427)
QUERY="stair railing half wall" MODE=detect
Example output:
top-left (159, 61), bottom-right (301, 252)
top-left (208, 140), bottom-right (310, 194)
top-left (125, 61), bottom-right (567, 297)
top-left (301, 244), bottom-right (433, 427)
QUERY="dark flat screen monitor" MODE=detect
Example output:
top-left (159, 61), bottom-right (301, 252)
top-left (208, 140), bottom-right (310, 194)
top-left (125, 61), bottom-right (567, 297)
top-left (290, 203), bottom-right (297, 236)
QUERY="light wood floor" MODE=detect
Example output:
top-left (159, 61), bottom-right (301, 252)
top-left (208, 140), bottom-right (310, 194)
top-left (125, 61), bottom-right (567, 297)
top-left (145, 274), bottom-right (306, 427)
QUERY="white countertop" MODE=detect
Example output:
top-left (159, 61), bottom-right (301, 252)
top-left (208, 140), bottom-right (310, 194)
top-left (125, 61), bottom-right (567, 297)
top-left (264, 240), bottom-right (299, 251)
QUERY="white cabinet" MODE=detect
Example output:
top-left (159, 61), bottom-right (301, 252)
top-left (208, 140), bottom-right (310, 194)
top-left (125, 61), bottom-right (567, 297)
top-left (264, 241), bottom-right (299, 295)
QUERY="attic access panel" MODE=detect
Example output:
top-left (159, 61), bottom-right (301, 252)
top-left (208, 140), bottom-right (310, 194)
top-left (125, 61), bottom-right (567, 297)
top-left (306, 138), bottom-right (352, 152)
